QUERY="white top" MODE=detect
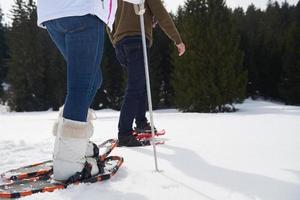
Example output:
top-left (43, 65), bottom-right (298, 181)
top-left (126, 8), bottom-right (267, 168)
top-left (37, 0), bottom-right (118, 30)
top-left (123, 0), bottom-right (144, 4)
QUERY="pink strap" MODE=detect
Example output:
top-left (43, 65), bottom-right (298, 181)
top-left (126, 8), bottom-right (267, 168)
top-left (107, 0), bottom-right (113, 24)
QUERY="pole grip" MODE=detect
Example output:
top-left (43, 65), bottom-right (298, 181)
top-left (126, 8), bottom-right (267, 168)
top-left (134, 4), bottom-right (145, 15)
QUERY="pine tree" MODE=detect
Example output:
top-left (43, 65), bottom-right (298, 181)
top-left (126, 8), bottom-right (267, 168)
top-left (150, 25), bottom-right (173, 109)
top-left (234, 5), bottom-right (264, 98)
top-left (91, 33), bottom-right (124, 110)
top-left (44, 39), bottom-right (67, 111)
top-left (279, 2), bottom-right (300, 105)
top-left (257, 1), bottom-right (285, 99)
top-left (6, 0), bottom-right (28, 110)
top-left (7, 0), bottom-right (48, 111)
top-left (172, 0), bottom-right (247, 112)
top-left (0, 8), bottom-right (9, 101)
top-left (172, 0), bottom-right (213, 112)
top-left (148, 0), bottom-right (175, 109)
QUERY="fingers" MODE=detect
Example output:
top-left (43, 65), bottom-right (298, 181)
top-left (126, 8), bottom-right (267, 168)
top-left (176, 43), bottom-right (186, 56)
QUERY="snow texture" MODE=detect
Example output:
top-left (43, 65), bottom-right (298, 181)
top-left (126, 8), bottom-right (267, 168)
top-left (0, 99), bottom-right (300, 200)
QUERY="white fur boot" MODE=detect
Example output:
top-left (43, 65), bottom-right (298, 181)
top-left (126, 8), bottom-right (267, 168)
top-left (52, 106), bottom-right (98, 158)
top-left (53, 118), bottom-right (99, 181)
top-left (52, 106), bottom-right (97, 136)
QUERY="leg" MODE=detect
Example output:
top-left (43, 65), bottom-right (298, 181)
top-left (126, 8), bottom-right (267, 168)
top-left (135, 86), bottom-right (147, 126)
top-left (62, 15), bottom-right (104, 122)
top-left (45, 15), bottom-right (105, 180)
top-left (87, 68), bottom-right (103, 107)
top-left (116, 37), bottom-right (146, 135)
top-left (45, 22), bottom-right (67, 60)
top-left (45, 16), bottom-right (103, 115)
top-left (115, 37), bottom-right (151, 146)
top-left (134, 44), bottom-right (150, 126)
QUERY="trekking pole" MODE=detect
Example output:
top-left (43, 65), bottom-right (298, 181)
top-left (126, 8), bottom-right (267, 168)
top-left (124, 0), bottom-right (159, 172)
top-left (136, 3), bottom-right (159, 172)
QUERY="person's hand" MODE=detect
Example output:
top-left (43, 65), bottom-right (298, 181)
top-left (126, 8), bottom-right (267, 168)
top-left (176, 43), bottom-right (186, 56)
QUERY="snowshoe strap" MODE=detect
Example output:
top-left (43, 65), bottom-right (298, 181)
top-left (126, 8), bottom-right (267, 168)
top-left (140, 140), bottom-right (151, 146)
top-left (65, 162), bottom-right (92, 185)
top-left (92, 143), bottom-right (99, 158)
top-left (96, 159), bottom-right (105, 174)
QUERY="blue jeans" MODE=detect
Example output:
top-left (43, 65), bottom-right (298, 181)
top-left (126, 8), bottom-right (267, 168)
top-left (44, 15), bottom-right (104, 122)
top-left (115, 36), bottom-right (148, 135)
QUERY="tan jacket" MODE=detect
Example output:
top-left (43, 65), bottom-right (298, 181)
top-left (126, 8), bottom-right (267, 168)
top-left (108, 0), bottom-right (182, 47)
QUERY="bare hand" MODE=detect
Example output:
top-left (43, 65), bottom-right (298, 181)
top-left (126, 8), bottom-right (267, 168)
top-left (176, 43), bottom-right (186, 56)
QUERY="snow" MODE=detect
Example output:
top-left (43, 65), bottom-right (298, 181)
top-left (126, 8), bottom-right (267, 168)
top-left (0, 104), bottom-right (9, 113)
top-left (0, 99), bottom-right (300, 200)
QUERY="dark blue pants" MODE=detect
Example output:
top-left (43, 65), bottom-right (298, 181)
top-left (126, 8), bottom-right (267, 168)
top-left (115, 36), bottom-right (148, 135)
top-left (44, 15), bottom-right (104, 122)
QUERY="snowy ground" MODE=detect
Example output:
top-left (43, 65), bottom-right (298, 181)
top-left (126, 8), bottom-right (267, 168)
top-left (0, 99), bottom-right (300, 200)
